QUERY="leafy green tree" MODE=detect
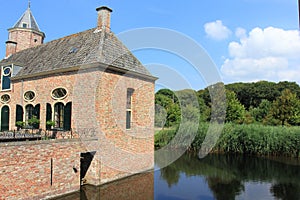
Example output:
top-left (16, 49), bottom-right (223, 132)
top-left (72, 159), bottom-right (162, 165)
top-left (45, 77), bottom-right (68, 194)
top-left (288, 98), bottom-right (300, 126)
top-left (155, 90), bottom-right (181, 127)
top-left (250, 99), bottom-right (272, 122)
top-left (270, 89), bottom-right (299, 126)
top-left (199, 82), bottom-right (227, 123)
top-left (226, 90), bottom-right (246, 123)
top-left (276, 81), bottom-right (300, 97)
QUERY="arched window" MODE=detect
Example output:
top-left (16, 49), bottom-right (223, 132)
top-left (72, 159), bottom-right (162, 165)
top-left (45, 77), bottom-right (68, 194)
top-left (16, 105), bottom-right (23, 124)
top-left (1, 106), bottom-right (9, 131)
top-left (25, 104), bottom-right (40, 128)
top-left (53, 102), bottom-right (72, 130)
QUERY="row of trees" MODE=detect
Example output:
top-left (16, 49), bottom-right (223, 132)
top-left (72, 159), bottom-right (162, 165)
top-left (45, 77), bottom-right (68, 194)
top-left (155, 81), bottom-right (300, 127)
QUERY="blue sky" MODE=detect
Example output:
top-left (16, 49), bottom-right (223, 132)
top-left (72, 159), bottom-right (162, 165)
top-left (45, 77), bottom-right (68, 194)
top-left (0, 0), bottom-right (299, 90)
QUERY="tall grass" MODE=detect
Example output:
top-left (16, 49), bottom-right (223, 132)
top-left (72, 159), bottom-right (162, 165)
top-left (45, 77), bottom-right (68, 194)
top-left (155, 123), bottom-right (300, 158)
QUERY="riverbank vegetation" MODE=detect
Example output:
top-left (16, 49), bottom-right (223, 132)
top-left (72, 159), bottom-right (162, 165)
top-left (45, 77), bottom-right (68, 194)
top-left (155, 81), bottom-right (300, 157)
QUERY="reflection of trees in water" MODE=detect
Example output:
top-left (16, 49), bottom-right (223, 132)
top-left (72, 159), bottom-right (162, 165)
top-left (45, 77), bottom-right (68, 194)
top-left (271, 183), bottom-right (300, 200)
top-left (159, 153), bottom-right (300, 200)
top-left (206, 177), bottom-right (244, 200)
top-left (160, 167), bottom-right (180, 187)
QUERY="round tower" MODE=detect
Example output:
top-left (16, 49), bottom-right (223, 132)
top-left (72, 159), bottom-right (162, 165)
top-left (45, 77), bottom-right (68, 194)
top-left (5, 3), bottom-right (45, 57)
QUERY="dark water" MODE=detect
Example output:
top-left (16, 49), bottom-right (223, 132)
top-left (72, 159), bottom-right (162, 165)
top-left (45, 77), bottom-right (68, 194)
top-left (55, 153), bottom-right (300, 200)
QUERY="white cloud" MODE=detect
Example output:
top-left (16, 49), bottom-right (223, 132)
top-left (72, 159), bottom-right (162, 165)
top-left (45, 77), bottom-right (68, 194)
top-left (235, 27), bottom-right (247, 39)
top-left (204, 20), bottom-right (232, 40)
top-left (221, 27), bottom-right (300, 83)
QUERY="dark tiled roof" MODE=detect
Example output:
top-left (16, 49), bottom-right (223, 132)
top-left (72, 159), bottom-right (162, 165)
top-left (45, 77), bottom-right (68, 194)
top-left (0, 28), bottom-right (152, 78)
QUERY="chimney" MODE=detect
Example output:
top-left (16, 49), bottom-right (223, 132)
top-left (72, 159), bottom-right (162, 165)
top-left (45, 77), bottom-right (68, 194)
top-left (96, 6), bottom-right (113, 32)
top-left (5, 41), bottom-right (17, 58)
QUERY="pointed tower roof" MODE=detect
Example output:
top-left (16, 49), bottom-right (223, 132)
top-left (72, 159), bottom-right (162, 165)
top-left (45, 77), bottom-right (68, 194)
top-left (12, 3), bottom-right (41, 32)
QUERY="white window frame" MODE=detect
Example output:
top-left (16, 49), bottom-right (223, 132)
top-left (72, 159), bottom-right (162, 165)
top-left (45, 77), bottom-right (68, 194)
top-left (1, 64), bottom-right (13, 91)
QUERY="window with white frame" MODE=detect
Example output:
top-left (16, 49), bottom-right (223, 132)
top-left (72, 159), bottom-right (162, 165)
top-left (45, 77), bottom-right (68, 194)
top-left (126, 88), bottom-right (134, 129)
top-left (1, 65), bottom-right (12, 90)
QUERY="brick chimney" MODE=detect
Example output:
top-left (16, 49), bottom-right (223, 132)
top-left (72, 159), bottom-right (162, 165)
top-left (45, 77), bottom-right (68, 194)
top-left (96, 6), bottom-right (113, 32)
top-left (5, 41), bottom-right (17, 57)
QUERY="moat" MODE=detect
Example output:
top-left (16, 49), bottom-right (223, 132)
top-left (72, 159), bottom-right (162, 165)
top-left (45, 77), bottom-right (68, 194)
top-left (53, 153), bottom-right (300, 200)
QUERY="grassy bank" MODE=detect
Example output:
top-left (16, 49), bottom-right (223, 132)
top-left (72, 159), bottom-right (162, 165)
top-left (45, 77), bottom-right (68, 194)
top-left (155, 123), bottom-right (300, 158)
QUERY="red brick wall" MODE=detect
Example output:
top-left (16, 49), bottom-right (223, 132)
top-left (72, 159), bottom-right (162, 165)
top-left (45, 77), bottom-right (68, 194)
top-left (0, 139), bottom-right (86, 200)
top-left (6, 29), bottom-right (44, 56)
top-left (95, 72), bottom-right (154, 183)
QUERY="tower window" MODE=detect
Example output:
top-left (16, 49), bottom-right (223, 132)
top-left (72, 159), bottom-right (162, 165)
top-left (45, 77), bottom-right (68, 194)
top-left (22, 23), bottom-right (28, 28)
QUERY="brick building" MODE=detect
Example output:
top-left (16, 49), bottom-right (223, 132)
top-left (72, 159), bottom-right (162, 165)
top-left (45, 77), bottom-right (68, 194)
top-left (0, 5), bottom-right (156, 198)
top-left (0, 5), bottom-right (156, 134)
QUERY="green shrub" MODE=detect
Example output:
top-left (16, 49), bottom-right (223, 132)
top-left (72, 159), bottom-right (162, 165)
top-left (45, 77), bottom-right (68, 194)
top-left (155, 123), bottom-right (300, 157)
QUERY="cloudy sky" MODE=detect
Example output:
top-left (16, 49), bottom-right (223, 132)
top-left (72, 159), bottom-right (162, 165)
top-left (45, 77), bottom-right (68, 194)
top-left (0, 0), bottom-right (299, 90)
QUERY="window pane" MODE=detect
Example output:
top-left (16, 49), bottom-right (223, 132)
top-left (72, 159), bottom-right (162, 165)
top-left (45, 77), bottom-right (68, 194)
top-left (46, 103), bottom-right (52, 130)
top-left (54, 103), bottom-right (64, 128)
top-left (2, 66), bottom-right (12, 90)
top-left (1, 106), bottom-right (9, 131)
top-left (126, 111), bottom-right (131, 129)
top-left (126, 88), bottom-right (134, 109)
top-left (16, 105), bottom-right (23, 122)
top-left (63, 102), bottom-right (72, 131)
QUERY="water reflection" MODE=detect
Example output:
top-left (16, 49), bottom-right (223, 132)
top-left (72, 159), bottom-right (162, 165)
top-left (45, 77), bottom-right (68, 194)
top-left (53, 153), bottom-right (299, 199)
top-left (156, 153), bottom-right (300, 200)
top-left (53, 172), bottom-right (154, 200)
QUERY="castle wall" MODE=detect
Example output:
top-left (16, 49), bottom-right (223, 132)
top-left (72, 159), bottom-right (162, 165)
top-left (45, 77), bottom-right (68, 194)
top-left (0, 139), bottom-right (86, 200)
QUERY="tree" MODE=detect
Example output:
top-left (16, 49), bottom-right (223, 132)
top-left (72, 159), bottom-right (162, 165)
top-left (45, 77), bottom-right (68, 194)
top-left (270, 89), bottom-right (298, 126)
top-left (250, 99), bottom-right (272, 122)
top-left (226, 90), bottom-right (246, 123)
top-left (155, 90), bottom-right (181, 127)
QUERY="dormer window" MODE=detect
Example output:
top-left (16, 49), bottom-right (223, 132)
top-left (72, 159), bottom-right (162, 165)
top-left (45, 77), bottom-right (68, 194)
top-left (22, 23), bottom-right (28, 28)
top-left (1, 65), bottom-right (12, 90)
top-left (1, 64), bottom-right (22, 91)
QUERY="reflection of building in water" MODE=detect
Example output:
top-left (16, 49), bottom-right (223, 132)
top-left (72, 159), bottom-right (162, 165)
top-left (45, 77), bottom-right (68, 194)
top-left (54, 172), bottom-right (154, 200)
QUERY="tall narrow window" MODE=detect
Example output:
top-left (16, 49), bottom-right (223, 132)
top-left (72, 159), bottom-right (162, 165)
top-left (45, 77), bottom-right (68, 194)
top-left (16, 105), bottom-right (23, 124)
top-left (126, 88), bottom-right (134, 129)
top-left (46, 103), bottom-right (52, 130)
top-left (33, 104), bottom-right (40, 129)
top-left (54, 103), bottom-right (64, 129)
top-left (64, 102), bottom-right (72, 131)
top-left (25, 105), bottom-right (34, 125)
top-left (1, 106), bottom-right (9, 131)
top-left (1, 65), bottom-right (12, 90)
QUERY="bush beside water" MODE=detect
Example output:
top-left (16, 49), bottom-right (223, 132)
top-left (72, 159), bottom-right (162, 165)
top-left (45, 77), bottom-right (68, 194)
top-left (155, 123), bottom-right (300, 158)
